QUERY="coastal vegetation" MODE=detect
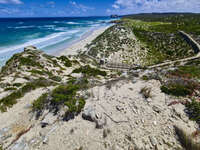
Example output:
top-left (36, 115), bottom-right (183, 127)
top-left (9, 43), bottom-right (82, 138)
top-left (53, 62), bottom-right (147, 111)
top-left (124, 13), bottom-right (200, 35)
top-left (86, 23), bottom-right (146, 65)
top-left (122, 17), bottom-right (195, 65)
top-left (32, 79), bottom-right (88, 120)
top-left (186, 99), bottom-right (200, 123)
top-left (0, 78), bottom-right (56, 112)
top-left (72, 65), bottom-right (107, 77)
top-left (58, 56), bottom-right (72, 67)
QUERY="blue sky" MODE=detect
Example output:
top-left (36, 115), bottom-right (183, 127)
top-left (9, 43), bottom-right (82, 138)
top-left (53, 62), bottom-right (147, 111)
top-left (0, 0), bottom-right (200, 17)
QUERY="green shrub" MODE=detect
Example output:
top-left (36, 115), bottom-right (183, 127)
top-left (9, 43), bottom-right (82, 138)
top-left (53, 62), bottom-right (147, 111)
top-left (185, 99), bottom-right (200, 123)
top-left (46, 84), bottom-right (85, 117)
top-left (49, 76), bottom-right (62, 82)
top-left (72, 65), bottom-right (107, 77)
top-left (71, 60), bottom-right (80, 65)
top-left (32, 93), bottom-right (48, 111)
top-left (161, 84), bottom-right (192, 97)
top-left (4, 87), bottom-right (17, 91)
top-left (20, 57), bottom-right (42, 68)
top-left (169, 66), bottom-right (200, 79)
top-left (32, 82), bottom-right (86, 119)
top-left (64, 97), bottom-right (85, 113)
top-left (161, 79), bottom-right (198, 97)
top-left (52, 84), bottom-right (80, 104)
top-left (13, 83), bottom-right (22, 87)
top-left (58, 56), bottom-right (72, 67)
top-left (141, 75), bottom-right (149, 81)
top-left (29, 69), bottom-right (45, 75)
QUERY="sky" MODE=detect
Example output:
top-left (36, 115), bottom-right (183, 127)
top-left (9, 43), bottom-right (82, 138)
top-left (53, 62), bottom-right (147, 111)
top-left (0, 0), bottom-right (200, 17)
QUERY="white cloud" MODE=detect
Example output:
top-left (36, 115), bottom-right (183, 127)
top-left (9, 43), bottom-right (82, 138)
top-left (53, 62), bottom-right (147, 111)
top-left (112, 4), bottom-right (119, 9)
top-left (47, 1), bottom-right (55, 8)
top-left (0, 0), bottom-right (23, 4)
top-left (69, 1), bottom-right (94, 12)
top-left (110, 0), bottom-right (200, 14)
top-left (0, 8), bottom-right (19, 14)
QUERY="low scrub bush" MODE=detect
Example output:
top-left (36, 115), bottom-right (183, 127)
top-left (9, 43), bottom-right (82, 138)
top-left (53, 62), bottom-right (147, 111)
top-left (141, 75), bottom-right (149, 81)
top-left (29, 69), bottom-right (45, 75)
top-left (161, 79), bottom-right (199, 97)
top-left (51, 84), bottom-right (80, 104)
top-left (32, 93), bottom-right (48, 111)
top-left (13, 83), bottom-right (22, 87)
top-left (72, 65), bottom-right (107, 77)
top-left (32, 79), bottom-right (87, 120)
top-left (49, 76), bottom-right (62, 82)
top-left (20, 57), bottom-right (42, 68)
top-left (185, 99), bottom-right (200, 123)
top-left (168, 66), bottom-right (200, 79)
top-left (58, 56), bottom-right (72, 67)
top-left (4, 87), bottom-right (17, 91)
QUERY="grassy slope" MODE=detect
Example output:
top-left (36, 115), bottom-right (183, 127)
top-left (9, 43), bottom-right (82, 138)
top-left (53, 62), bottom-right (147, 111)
top-left (122, 18), bottom-right (195, 65)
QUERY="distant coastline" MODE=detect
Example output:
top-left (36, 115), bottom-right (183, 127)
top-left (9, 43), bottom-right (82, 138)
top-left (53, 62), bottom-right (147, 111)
top-left (0, 17), bottom-right (117, 67)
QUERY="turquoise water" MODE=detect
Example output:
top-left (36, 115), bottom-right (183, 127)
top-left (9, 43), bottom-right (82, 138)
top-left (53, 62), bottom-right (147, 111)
top-left (0, 17), bottom-right (115, 67)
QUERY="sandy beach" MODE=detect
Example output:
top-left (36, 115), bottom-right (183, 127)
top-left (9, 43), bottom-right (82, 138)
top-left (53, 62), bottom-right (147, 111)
top-left (59, 26), bottom-right (110, 56)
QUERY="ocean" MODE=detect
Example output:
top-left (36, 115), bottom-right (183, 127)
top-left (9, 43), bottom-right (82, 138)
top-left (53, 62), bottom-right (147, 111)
top-left (0, 17), bottom-right (115, 67)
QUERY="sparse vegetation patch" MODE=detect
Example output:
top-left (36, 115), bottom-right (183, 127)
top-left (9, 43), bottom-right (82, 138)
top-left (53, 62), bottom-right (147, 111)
top-left (58, 56), bottom-right (72, 67)
top-left (0, 78), bottom-right (55, 112)
top-left (185, 99), bottom-right (200, 124)
top-left (72, 65), bottom-right (107, 77)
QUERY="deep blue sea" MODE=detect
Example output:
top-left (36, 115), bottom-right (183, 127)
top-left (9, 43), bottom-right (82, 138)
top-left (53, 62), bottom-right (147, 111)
top-left (0, 17), bottom-right (115, 67)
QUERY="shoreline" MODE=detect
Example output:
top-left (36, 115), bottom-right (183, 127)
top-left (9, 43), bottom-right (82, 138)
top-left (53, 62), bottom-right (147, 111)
top-left (57, 25), bottom-right (110, 56)
top-left (0, 25), bottom-right (111, 68)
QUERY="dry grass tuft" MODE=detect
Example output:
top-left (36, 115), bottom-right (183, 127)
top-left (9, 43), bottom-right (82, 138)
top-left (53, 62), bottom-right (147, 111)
top-left (174, 125), bottom-right (200, 150)
top-left (140, 87), bottom-right (152, 99)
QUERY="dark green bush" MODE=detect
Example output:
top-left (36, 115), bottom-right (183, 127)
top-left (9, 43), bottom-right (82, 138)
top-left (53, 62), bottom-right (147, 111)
top-left (186, 99), bottom-right (200, 123)
top-left (32, 93), bottom-right (48, 111)
top-left (29, 69), bottom-right (45, 75)
top-left (58, 56), bottom-right (72, 67)
top-left (37, 83), bottom-right (86, 117)
top-left (72, 65), bottom-right (107, 77)
top-left (52, 84), bottom-right (79, 104)
top-left (13, 83), bottom-right (22, 87)
top-left (20, 57), bottom-right (42, 68)
top-left (141, 75), bottom-right (149, 81)
top-left (161, 79), bottom-right (199, 97)
top-left (161, 84), bottom-right (192, 97)
top-left (4, 87), bottom-right (17, 91)
top-left (49, 76), bottom-right (62, 82)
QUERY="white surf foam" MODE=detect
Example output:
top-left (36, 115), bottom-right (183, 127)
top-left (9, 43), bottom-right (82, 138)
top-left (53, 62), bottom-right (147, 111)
top-left (8, 25), bottom-right (36, 29)
top-left (0, 32), bottom-right (71, 54)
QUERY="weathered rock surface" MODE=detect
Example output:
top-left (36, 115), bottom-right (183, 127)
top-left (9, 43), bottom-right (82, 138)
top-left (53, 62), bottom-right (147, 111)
top-left (82, 106), bottom-right (106, 129)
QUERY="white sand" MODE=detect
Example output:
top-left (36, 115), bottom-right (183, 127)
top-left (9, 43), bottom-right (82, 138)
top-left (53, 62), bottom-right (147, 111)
top-left (59, 26), bottom-right (109, 56)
